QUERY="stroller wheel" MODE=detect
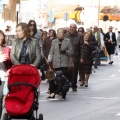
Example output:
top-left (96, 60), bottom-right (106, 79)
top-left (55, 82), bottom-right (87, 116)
top-left (3, 113), bottom-right (10, 120)
top-left (39, 114), bottom-right (43, 120)
top-left (31, 116), bottom-right (35, 120)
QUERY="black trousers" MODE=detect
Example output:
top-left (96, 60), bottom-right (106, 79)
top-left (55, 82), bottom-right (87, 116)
top-left (68, 62), bottom-right (79, 89)
top-left (0, 81), bottom-right (4, 118)
top-left (49, 80), bottom-right (56, 94)
top-left (62, 86), bottom-right (69, 98)
top-left (39, 64), bottom-right (47, 80)
top-left (41, 69), bottom-right (46, 80)
top-left (94, 52), bottom-right (101, 67)
top-left (105, 44), bottom-right (115, 55)
top-left (67, 69), bottom-right (73, 83)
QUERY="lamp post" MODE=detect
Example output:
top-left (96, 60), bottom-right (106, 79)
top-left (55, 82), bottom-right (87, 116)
top-left (98, 0), bottom-right (100, 26)
top-left (16, 3), bottom-right (20, 24)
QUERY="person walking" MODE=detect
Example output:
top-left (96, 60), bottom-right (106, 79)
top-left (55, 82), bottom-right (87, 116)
top-left (93, 26), bottom-right (105, 68)
top-left (28, 20), bottom-right (42, 47)
top-left (42, 29), bottom-right (56, 59)
top-left (79, 32), bottom-right (95, 87)
top-left (48, 28), bottom-right (73, 77)
top-left (0, 30), bottom-right (11, 118)
top-left (104, 26), bottom-right (117, 64)
top-left (66, 23), bottom-right (83, 91)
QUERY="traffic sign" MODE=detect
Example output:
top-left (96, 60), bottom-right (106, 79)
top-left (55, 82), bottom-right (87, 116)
top-left (48, 10), bottom-right (54, 23)
top-left (64, 13), bottom-right (69, 21)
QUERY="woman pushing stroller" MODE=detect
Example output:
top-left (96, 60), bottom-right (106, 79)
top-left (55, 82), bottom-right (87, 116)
top-left (10, 22), bottom-right (41, 67)
top-left (2, 22), bottom-right (42, 98)
top-left (1, 22), bottom-right (42, 120)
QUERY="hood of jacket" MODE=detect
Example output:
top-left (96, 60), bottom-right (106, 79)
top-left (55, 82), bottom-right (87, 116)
top-left (55, 70), bottom-right (63, 79)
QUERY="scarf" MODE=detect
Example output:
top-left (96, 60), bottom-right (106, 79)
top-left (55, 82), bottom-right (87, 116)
top-left (97, 32), bottom-right (101, 44)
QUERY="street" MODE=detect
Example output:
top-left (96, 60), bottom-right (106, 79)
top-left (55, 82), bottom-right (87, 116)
top-left (38, 54), bottom-right (120, 120)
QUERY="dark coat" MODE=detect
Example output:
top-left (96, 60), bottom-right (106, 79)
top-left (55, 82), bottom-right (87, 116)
top-left (90, 35), bottom-right (101, 53)
top-left (104, 32), bottom-right (117, 45)
top-left (90, 35), bottom-right (98, 46)
top-left (80, 41), bottom-right (95, 65)
top-left (66, 32), bottom-right (83, 63)
top-left (54, 71), bottom-right (70, 95)
top-left (42, 37), bottom-right (55, 59)
top-left (79, 41), bottom-right (95, 74)
top-left (104, 32), bottom-right (117, 55)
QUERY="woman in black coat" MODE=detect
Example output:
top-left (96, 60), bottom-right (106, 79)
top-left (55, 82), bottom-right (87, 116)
top-left (79, 32), bottom-right (95, 87)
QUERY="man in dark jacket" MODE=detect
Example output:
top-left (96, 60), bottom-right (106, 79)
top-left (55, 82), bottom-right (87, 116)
top-left (104, 26), bottom-right (117, 64)
top-left (47, 70), bottom-right (70, 100)
top-left (66, 23), bottom-right (83, 91)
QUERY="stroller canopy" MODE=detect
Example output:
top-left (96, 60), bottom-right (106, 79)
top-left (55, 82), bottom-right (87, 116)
top-left (8, 64), bottom-right (41, 89)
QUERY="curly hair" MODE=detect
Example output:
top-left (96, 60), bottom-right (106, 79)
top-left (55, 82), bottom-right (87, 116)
top-left (49, 29), bottom-right (56, 38)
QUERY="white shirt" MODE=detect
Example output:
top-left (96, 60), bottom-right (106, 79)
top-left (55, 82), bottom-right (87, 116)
top-left (109, 32), bottom-right (112, 40)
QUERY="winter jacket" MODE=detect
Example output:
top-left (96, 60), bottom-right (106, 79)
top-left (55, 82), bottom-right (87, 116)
top-left (10, 38), bottom-right (41, 68)
top-left (66, 32), bottom-right (83, 63)
top-left (48, 38), bottom-right (73, 68)
top-left (80, 41), bottom-right (95, 65)
top-left (54, 70), bottom-right (70, 95)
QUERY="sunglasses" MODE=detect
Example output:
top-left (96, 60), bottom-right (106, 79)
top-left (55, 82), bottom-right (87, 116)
top-left (29, 24), bottom-right (35, 26)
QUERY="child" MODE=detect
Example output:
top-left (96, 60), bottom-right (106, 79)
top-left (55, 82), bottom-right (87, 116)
top-left (46, 70), bottom-right (70, 100)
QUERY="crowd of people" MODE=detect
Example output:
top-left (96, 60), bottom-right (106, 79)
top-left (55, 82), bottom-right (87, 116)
top-left (0, 19), bottom-right (119, 118)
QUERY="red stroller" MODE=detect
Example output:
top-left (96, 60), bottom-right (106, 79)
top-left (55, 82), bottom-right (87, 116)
top-left (3, 65), bottom-right (43, 120)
